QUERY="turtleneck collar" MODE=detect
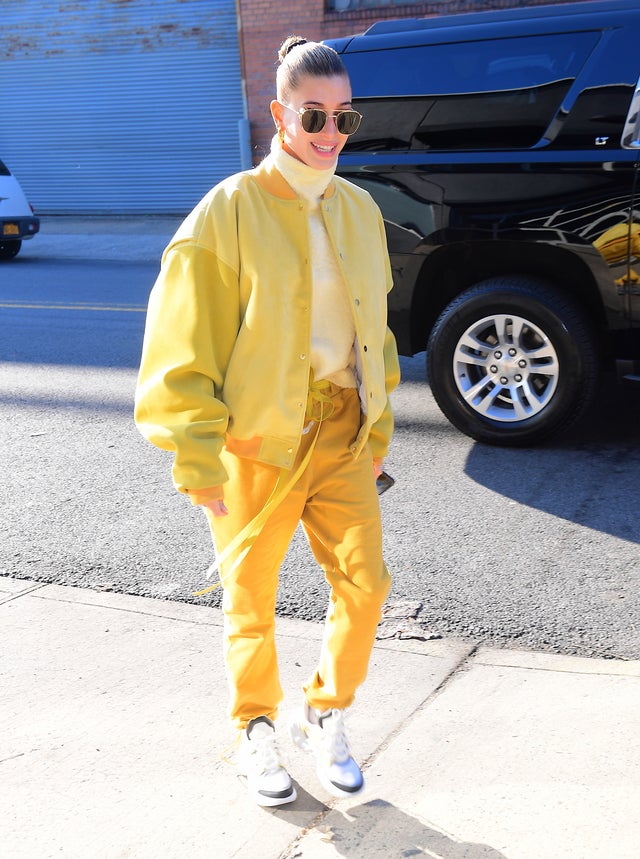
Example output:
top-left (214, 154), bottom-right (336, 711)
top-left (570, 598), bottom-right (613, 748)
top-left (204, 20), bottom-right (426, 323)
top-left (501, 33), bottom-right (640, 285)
top-left (270, 134), bottom-right (336, 203)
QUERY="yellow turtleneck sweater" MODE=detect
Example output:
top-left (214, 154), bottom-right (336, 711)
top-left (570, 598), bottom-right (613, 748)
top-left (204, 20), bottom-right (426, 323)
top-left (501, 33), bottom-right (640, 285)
top-left (271, 139), bottom-right (357, 389)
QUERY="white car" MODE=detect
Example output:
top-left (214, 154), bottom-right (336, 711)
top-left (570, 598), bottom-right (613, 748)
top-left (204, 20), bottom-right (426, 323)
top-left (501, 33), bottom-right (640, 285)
top-left (0, 159), bottom-right (39, 260)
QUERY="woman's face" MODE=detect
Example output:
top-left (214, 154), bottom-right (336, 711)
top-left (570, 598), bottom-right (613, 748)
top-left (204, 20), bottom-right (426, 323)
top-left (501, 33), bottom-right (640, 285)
top-left (271, 74), bottom-right (353, 171)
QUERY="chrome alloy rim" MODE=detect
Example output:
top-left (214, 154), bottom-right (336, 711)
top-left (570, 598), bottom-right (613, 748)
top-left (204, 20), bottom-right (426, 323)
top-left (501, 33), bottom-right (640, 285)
top-left (452, 313), bottom-right (560, 422)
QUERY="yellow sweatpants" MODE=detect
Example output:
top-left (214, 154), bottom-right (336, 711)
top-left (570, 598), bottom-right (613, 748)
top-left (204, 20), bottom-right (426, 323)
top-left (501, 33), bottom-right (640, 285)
top-left (206, 384), bottom-right (391, 729)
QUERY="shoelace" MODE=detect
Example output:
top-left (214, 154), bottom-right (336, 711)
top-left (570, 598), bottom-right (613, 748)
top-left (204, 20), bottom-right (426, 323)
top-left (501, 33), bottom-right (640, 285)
top-left (219, 731), bottom-right (241, 766)
top-left (317, 709), bottom-right (351, 764)
top-left (249, 730), bottom-right (285, 776)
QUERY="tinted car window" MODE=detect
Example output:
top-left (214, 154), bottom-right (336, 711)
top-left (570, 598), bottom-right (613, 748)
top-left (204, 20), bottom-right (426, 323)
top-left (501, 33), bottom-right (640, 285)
top-left (555, 85), bottom-right (636, 148)
top-left (345, 31), bottom-right (600, 151)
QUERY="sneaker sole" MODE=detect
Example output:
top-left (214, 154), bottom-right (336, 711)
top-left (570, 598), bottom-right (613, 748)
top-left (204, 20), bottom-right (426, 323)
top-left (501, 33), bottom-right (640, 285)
top-left (317, 767), bottom-right (365, 799)
top-left (252, 784), bottom-right (298, 807)
top-left (290, 719), bottom-right (365, 799)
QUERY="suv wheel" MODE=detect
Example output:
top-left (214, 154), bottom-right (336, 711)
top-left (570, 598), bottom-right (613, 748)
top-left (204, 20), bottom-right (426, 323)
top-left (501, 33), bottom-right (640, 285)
top-left (427, 277), bottom-right (599, 446)
top-left (0, 240), bottom-right (22, 260)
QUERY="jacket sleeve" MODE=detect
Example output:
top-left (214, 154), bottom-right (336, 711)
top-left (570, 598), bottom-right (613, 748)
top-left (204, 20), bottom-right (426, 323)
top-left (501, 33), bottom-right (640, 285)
top-left (134, 241), bottom-right (240, 495)
top-left (368, 324), bottom-right (400, 460)
top-left (367, 212), bottom-right (401, 460)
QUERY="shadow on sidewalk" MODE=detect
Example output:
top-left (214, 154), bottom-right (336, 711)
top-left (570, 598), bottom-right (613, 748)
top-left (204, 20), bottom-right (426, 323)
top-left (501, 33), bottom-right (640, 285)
top-left (280, 797), bottom-right (506, 858)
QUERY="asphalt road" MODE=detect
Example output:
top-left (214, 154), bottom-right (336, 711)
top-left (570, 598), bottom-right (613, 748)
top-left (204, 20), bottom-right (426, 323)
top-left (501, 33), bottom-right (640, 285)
top-left (2, 218), bottom-right (639, 660)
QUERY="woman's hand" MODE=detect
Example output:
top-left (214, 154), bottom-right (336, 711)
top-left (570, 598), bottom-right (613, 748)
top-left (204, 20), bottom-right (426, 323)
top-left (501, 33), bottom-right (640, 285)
top-left (203, 499), bottom-right (229, 517)
top-left (373, 460), bottom-right (384, 478)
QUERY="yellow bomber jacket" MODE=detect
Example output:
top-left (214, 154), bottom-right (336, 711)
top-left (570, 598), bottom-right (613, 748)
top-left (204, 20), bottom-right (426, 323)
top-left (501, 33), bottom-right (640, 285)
top-left (134, 155), bottom-right (400, 499)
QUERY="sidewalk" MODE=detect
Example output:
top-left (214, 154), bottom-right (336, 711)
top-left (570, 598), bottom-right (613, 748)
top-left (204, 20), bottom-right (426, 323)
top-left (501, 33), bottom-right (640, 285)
top-left (23, 215), bottom-right (183, 263)
top-left (2, 575), bottom-right (639, 859)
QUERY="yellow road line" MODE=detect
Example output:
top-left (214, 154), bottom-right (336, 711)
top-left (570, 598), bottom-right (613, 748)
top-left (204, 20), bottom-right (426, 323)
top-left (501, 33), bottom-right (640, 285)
top-left (0, 302), bottom-right (147, 312)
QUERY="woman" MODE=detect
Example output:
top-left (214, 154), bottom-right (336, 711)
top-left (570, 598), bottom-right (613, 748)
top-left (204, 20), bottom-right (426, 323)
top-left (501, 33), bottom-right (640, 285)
top-left (135, 36), bottom-right (400, 807)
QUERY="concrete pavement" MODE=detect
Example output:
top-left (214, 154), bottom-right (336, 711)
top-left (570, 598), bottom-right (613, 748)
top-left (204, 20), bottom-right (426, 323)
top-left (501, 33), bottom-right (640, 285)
top-left (2, 575), bottom-right (639, 859)
top-left (21, 214), bottom-right (183, 263)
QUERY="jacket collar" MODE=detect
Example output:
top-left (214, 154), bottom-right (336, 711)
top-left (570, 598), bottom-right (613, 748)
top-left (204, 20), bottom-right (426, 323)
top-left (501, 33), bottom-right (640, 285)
top-left (251, 155), bottom-right (337, 201)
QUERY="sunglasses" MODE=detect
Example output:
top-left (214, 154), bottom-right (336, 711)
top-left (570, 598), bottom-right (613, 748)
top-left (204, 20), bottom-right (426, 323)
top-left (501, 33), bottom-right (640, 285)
top-left (280, 102), bottom-right (363, 136)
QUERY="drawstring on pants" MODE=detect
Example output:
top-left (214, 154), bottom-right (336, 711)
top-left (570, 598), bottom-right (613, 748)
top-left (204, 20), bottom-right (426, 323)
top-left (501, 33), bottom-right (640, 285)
top-left (193, 376), bottom-right (335, 597)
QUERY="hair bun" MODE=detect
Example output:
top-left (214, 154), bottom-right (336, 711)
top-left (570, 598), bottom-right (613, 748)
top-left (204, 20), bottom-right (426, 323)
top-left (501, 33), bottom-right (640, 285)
top-left (278, 36), bottom-right (308, 64)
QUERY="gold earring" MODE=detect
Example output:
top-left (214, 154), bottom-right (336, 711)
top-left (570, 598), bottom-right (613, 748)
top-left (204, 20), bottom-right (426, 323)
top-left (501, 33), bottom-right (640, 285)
top-left (278, 126), bottom-right (285, 142)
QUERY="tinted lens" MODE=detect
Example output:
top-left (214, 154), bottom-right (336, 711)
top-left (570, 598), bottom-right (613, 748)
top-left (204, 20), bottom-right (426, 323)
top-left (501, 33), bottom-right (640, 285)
top-left (335, 110), bottom-right (362, 135)
top-left (298, 108), bottom-right (362, 135)
top-left (300, 109), bottom-right (327, 134)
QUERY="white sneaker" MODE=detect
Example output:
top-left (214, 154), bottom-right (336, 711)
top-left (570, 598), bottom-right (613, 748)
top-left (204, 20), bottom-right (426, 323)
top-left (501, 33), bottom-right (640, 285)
top-left (290, 706), bottom-right (364, 798)
top-left (237, 716), bottom-right (297, 807)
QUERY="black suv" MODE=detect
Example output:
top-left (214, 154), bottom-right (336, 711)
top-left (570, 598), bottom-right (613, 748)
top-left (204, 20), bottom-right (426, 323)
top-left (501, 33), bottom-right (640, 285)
top-left (327, 0), bottom-right (640, 445)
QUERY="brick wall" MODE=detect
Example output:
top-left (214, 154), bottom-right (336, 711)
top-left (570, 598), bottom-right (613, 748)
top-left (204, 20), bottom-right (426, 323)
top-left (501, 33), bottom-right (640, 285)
top-left (237, 0), bottom-right (592, 162)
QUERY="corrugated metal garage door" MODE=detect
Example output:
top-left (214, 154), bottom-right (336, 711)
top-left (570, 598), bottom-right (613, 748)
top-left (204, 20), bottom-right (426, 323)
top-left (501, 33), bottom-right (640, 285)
top-left (0, 0), bottom-right (246, 214)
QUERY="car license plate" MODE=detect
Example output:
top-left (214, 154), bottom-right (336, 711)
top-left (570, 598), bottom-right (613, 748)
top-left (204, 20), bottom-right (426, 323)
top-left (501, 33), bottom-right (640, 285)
top-left (3, 224), bottom-right (19, 236)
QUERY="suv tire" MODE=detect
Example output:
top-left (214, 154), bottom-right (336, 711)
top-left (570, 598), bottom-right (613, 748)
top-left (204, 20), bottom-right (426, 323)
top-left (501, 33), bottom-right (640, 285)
top-left (427, 277), bottom-right (599, 446)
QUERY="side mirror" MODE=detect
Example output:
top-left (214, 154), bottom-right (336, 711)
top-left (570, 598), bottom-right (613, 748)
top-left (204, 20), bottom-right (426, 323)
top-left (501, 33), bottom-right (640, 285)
top-left (622, 83), bottom-right (640, 149)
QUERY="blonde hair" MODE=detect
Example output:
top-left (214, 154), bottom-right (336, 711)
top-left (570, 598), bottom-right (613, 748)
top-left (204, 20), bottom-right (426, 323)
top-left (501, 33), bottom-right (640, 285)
top-left (276, 36), bottom-right (348, 102)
